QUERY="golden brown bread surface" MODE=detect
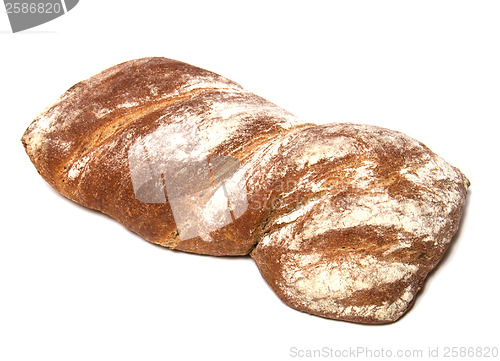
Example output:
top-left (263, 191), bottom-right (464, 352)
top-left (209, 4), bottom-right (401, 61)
top-left (21, 57), bottom-right (308, 255)
top-left (249, 123), bottom-right (469, 323)
top-left (22, 57), bottom-right (469, 324)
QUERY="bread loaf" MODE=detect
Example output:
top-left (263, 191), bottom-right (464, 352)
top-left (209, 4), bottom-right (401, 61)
top-left (22, 57), bottom-right (469, 324)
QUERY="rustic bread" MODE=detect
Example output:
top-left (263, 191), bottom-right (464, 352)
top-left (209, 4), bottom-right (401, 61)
top-left (21, 57), bottom-right (309, 255)
top-left (249, 123), bottom-right (469, 323)
top-left (22, 57), bottom-right (469, 323)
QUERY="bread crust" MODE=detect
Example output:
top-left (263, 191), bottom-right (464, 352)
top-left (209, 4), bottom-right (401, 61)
top-left (22, 57), bottom-right (307, 255)
top-left (248, 123), bottom-right (469, 323)
top-left (22, 57), bottom-right (469, 323)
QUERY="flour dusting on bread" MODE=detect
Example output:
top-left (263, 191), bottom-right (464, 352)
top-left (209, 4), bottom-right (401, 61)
top-left (21, 57), bottom-right (469, 324)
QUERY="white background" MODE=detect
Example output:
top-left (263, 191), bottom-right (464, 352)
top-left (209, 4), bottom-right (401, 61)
top-left (1, 1), bottom-right (498, 360)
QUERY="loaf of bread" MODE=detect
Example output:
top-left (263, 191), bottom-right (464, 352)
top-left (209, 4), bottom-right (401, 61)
top-left (22, 57), bottom-right (469, 324)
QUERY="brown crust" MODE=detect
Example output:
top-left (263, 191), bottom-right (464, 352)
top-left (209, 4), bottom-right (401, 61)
top-left (248, 124), bottom-right (469, 323)
top-left (21, 57), bottom-right (469, 323)
top-left (22, 57), bottom-right (306, 255)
